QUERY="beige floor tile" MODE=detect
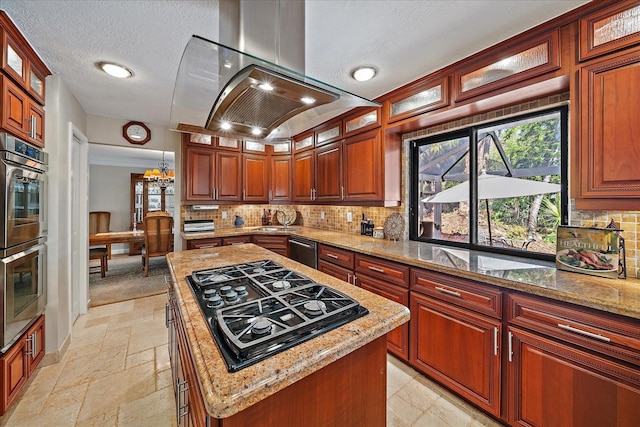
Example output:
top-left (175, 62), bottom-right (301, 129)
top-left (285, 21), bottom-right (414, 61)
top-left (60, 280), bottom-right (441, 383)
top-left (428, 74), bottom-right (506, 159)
top-left (70, 323), bottom-right (109, 348)
top-left (77, 361), bottom-right (156, 421)
top-left (54, 344), bottom-right (127, 391)
top-left (117, 386), bottom-right (177, 427)
top-left (156, 366), bottom-right (173, 391)
top-left (387, 357), bottom-right (417, 397)
top-left (75, 408), bottom-right (118, 427)
top-left (87, 300), bottom-right (135, 317)
top-left (417, 396), bottom-right (474, 427)
top-left (387, 394), bottom-right (424, 427)
top-left (126, 348), bottom-right (155, 369)
top-left (396, 377), bottom-right (440, 412)
top-left (84, 315), bottom-right (111, 329)
top-left (155, 343), bottom-right (170, 372)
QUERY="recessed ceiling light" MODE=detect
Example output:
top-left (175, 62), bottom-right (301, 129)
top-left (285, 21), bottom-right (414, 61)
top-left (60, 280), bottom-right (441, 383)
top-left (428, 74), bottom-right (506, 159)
top-left (258, 82), bottom-right (274, 91)
top-left (351, 66), bottom-right (377, 82)
top-left (251, 127), bottom-right (262, 136)
top-left (300, 96), bottom-right (316, 105)
top-left (220, 122), bottom-right (232, 130)
top-left (97, 61), bottom-right (133, 78)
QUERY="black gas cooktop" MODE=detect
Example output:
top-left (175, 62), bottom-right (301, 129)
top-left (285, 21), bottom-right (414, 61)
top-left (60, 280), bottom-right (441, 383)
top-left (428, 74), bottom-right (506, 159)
top-left (186, 259), bottom-right (368, 372)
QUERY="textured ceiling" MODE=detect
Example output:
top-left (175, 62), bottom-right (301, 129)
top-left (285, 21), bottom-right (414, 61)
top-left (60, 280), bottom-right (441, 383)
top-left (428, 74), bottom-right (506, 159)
top-left (0, 0), bottom-right (588, 129)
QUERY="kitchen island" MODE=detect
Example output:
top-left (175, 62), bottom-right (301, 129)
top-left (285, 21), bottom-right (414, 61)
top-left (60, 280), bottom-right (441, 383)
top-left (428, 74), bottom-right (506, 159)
top-left (166, 244), bottom-right (410, 426)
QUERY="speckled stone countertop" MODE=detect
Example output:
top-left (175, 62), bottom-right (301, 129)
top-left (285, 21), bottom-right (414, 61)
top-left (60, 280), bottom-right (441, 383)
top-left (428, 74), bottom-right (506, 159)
top-left (182, 227), bottom-right (640, 320)
top-left (166, 244), bottom-right (410, 419)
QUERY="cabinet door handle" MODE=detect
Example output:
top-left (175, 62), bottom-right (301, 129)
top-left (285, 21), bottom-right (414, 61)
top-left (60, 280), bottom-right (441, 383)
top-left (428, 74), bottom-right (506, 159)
top-left (243, 189), bottom-right (245, 199)
top-left (353, 275), bottom-right (357, 286)
top-left (347, 273), bottom-right (352, 283)
top-left (368, 266), bottom-right (385, 273)
top-left (435, 286), bottom-right (461, 298)
top-left (165, 303), bottom-right (170, 328)
top-left (493, 327), bottom-right (499, 356)
top-left (27, 115), bottom-right (37, 138)
top-left (176, 379), bottom-right (189, 423)
top-left (508, 331), bottom-right (513, 362)
top-left (230, 242), bottom-right (245, 246)
top-left (341, 185), bottom-right (344, 200)
top-left (557, 324), bottom-right (611, 342)
top-left (199, 244), bottom-right (218, 249)
top-left (326, 253), bottom-right (339, 259)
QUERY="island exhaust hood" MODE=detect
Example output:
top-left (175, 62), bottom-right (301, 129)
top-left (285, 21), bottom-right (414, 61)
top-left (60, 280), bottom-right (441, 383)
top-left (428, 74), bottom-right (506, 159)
top-left (170, 1), bottom-right (380, 141)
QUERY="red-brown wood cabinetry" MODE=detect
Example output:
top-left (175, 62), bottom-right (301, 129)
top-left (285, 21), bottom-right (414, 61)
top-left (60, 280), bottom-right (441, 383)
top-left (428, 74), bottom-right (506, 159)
top-left (183, 139), bottom-right (242, 203)
top-left (1, 75), bottom-right (44, 147)
top-left (186, 238), bottom-right (221, 250)
top-left (243, 154), bottom-right (269, 202)
top-left (252, 235), bottom-right (289, 257)
top-left (318, 244), bottom-right (356, 284)
top-left (410, 288), bottom-right (501, 416)
top-left (1, 314), bottom-right (45, 415)
top-left (292, 150), bottom-right (315, 202)
top-left (575, 45), bottom-right (640, 210)
top-left (315, 142), bottom-right (342, 202)
top-left (355, 254), bottom-right (410, 360)
top-left (269, 155), bottom-right (291, 202)
top-left (507, 326), bottom-right (640, 426)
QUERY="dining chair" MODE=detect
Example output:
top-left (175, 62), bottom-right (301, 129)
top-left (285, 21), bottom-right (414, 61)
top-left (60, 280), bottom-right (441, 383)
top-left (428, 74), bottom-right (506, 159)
top-left (142, 211), bottom-right (174, 277)
top-left (89, 211), bottom-right (111, 275)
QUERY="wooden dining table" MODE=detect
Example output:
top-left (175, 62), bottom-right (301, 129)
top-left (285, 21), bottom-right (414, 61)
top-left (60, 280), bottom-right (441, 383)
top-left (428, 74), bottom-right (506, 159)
top-left (89, 230), bottom-right (145, 246)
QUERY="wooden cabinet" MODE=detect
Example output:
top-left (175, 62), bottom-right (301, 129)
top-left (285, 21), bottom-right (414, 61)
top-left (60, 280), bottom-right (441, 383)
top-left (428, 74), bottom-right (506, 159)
top-left (342, 129), bottom-right (391, 204)
top-left (315, 142), bottom-right (342, 202)
top-left (243, 154), bottom-right (269, 202)
top-left (409, 269), bottom-right (502, 416)
top-left (383, 76), bottom-right (449, 124)
top-left (579, 0), bottom-right (640, 61)
top-left (314, 120), bottom-right (342, 147)
top-left (252, 235), bottom-right (289, 257)
top-left (358, 274), bottom-right (409, 360)
top-left (269, 155), bottom-right (291, 202)
top-left (186, 238), bottom-right (221, 250)
top-left (292, 150), bottom-right (316, 202)
top-left (167, 289), bottom-right (208, 427)
top-left (575, 45), bottom-right (640, 210)
top-left (1, 76), bottom-right (44, 147)
top-left (318, 244), bottom-right (356, 284)
top-left (0, 12), bottom-right (49, 148)
top-left (183, 139), bottom-right (242, 203)
top-left (506, 292), bottom-right (640, 426)
top-left (410, 291), bottom-right (501, 416)
top-left (355, 254), bottom-right (410, 360)
top-left (1, 314), bottom-right (45, 415)
top-left (222, 235), bottom-right (251, 246)
top-left (507, 326), bottom-right (640, 426)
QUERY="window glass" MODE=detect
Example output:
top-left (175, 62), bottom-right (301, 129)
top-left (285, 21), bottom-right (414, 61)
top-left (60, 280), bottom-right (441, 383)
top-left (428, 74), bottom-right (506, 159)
top-left (412, 107), bottom-right (567, 259)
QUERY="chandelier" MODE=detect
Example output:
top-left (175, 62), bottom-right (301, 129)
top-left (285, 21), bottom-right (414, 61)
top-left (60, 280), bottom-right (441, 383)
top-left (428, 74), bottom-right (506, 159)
top-left (143, 151), bottom-right (175, 189)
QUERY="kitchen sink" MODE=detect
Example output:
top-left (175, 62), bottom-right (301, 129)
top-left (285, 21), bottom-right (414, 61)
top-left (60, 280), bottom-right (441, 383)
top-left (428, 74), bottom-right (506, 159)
top-left (254, 227), bottom-right (299, 233)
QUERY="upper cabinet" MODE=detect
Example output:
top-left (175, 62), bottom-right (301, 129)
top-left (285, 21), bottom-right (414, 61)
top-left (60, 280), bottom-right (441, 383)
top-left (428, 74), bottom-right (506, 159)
top-left (343, 107), bottom-right (381, 137)
top-left (579, 0), bottom-right (640, 61)
top-left (0, 12), bottom-right (50, 147)
top-left (575, 45), bottom-right (640, 210)
top-left (314, 119), bottom-right (342, 147)
top-left (384, 77), bottom-right (449, 124)
top-left (453, 30), bottom-right (561, 102)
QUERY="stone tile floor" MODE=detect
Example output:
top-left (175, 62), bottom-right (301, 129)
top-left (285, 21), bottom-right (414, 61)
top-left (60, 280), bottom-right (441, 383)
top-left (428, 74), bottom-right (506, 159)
top-left (0, 294), bottom-right (503, 426)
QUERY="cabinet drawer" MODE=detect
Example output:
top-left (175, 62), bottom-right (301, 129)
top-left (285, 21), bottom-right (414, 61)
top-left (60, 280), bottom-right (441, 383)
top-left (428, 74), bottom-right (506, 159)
top-left (318, 244), bottom-right (354, 269)
top-left (222, 236), bottom-right (251, 246)
top-left (411, 268), bottom-right (502, 319)
top-left (252, 235), bottom-right (289, 249)
top-left (318, 260), bottom-right (353, 284)
top-left (355, 254), bottom-right (409, 288)
top-left (187, 238), bottom-right (221, 250)
top-left (508, 292), bottom-right (640, 365)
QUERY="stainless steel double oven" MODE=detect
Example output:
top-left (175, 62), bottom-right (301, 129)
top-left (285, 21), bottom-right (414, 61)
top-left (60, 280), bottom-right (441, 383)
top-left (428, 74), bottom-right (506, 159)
top-left (0, 133), bottom-right (47, 350)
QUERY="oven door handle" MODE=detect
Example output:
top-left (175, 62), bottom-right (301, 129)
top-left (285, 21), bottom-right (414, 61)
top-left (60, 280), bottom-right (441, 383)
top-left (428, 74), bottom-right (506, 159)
top-left (2, 243), bottom-right (46, 264)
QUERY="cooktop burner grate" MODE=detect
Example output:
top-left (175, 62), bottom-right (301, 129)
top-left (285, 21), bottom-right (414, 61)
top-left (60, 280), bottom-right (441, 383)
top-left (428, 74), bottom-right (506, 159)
top-left (186, 260), bottom-right (368, 371)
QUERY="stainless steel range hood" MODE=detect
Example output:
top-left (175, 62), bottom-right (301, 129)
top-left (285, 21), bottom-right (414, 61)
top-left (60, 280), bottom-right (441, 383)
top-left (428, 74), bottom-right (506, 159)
top-left (170, 1), bottom-right (380, 141)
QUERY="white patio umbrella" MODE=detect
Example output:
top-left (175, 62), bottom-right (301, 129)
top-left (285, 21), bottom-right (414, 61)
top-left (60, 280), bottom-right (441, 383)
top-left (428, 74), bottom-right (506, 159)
top-left (422, 174), bottom-right (561, 243)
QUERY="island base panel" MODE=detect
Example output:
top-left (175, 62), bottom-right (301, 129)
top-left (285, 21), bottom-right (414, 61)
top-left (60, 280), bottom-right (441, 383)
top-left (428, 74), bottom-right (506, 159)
top-left (216, 336), bottom-right (387, 427)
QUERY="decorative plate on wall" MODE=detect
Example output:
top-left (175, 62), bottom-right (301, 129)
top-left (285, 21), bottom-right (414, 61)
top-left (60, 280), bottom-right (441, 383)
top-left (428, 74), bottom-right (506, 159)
top-left (383, 213), bottom-right (405, 240)
top-left (276, 206), bottom-right (297, 226)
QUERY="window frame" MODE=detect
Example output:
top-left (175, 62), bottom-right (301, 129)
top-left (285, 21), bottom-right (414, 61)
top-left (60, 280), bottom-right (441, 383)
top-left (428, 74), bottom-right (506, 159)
top-left (409, 105), bottom-right (569, 261)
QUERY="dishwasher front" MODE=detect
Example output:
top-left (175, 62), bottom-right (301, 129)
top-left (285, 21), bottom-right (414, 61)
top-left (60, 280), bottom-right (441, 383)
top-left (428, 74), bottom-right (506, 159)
top-left (288, 237), bottom-right (317, 269)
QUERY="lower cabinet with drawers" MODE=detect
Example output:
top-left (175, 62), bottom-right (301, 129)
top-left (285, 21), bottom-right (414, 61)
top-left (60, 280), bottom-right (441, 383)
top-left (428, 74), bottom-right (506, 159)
top-left (506, 292), bottom-right (640, 426)
top-left (410, 268), bottom-right (502, 416)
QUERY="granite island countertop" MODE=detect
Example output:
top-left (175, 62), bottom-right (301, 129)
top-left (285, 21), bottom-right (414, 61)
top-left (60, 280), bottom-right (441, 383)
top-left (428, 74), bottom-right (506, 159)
top-left (182, 226), bottom-right (640, 320)
top-left (166, 244), bottom-right (410, 419)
